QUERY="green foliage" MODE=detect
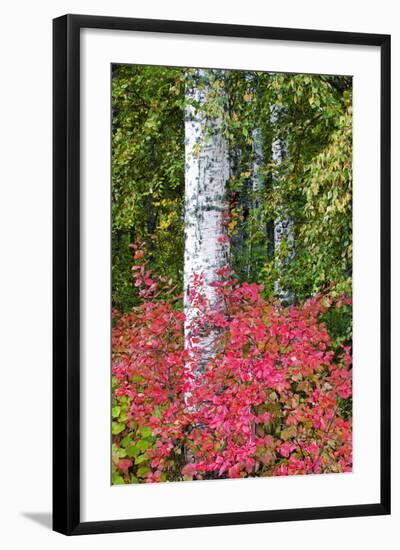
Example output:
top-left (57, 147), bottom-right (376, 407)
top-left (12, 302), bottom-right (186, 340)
top-left (112, 66), bottom-right (352, 323)
top-left (225, 72), bottom-right (352, 307)
top-left (112, 64), bottom-right (185, 310)
top-left (264, 74), bottom-right (353, 302)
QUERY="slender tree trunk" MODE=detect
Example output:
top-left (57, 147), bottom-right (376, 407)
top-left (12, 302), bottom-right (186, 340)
top-left (251, 127), bottom-right (264, 194)
top-left (245, 74), bottom-right (265, 278)
top-left (271, 105), bottom-right (294, 305)
top-left (184, 68), bottom-right (229, 371)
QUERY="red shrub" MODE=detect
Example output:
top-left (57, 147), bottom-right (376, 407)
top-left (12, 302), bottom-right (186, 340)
top-left (112, 244), bottom-right (352, 484)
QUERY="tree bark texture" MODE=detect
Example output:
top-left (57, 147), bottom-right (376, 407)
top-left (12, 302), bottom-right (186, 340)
top-left (184, 69), bottom-right (230, 370)
top-left (271, 105), bottom-right (294, 305)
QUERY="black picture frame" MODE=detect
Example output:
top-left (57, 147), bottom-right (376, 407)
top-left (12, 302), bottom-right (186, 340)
top-left (53, 14), bottom-right (391, 535)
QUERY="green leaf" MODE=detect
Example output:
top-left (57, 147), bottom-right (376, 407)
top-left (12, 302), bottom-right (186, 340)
top-left (112, 473), bottom-right (125, 485)
top-left (126, 445), bottom-right (140, 457)
top-left (136, 438), bottom-right (152, 450)
top-left (121, 435), bottom-right (132, 448)
top-left (140, 426), bottom-right (152, 438)
top-left (112, 405), bottom-right (121, 418)
top-left (112, 421), bottom-right (125, 435)
top-left (134, 454), bottom-right (148, 465)
top-left (137, 466), bottom-right (150, 478)
top-left (132, 376), bottom-right (145, 383)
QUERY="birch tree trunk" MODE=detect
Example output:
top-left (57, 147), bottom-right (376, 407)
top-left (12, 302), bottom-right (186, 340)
top-left (251, 127), bottom-right (264, 195)
top-left (271, 105), bottom-right (294, 305)
top-left (244, 74), bottom-right (265, 278)
top-left (246, 75), bottom-right (264, 198)
top-left (184, 69), bottom-right (229, 371)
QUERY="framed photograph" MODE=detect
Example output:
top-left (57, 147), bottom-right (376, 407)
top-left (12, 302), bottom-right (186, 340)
top-left (53, 14), bottom-right (391, 535)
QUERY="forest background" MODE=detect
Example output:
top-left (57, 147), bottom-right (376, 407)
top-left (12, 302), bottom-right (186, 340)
top-left (112, 66), bottom-right (352, 313)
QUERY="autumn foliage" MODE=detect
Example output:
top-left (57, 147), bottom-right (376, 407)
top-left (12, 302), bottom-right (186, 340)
top-left (112, 244), bottom-right (352, 484)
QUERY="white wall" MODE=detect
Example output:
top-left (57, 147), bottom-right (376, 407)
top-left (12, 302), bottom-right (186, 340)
top-left (0, 0), bottom-right (398, 547)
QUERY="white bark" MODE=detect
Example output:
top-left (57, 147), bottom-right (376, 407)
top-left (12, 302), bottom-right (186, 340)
top-left (271, 105), bottom-right (294, 305)
top-left (251, 126), bottom-right (264, 195)
top-left (244, 74), bottom-right (265, 277)
top-left (184, 69), bottom-right (229, 370)
top-left (244, 125), bottom-right (265, 278)
top-left (246, 75), bottom-right (264, 197)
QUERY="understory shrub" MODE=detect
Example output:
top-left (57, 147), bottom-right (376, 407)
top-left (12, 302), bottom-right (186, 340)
top-left (112, 244), bottom-right (352, 484)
